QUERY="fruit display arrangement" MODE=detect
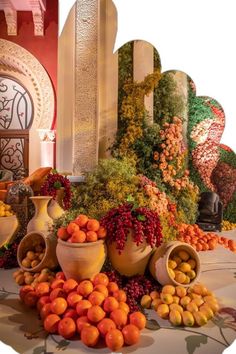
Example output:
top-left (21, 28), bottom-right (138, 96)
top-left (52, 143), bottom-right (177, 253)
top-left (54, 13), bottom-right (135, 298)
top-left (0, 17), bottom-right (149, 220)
top-left (141, 283), bottom-right (219, 327)
top-left (176, 223), bottom-right (236, 252)
top-left (13, 267), bottom-right (55, 287)
top-left (20, 244), bottom-right (46, 269)
top-left (0, 201), bottom-right (14, 217)
top-left (57, 214), bottom-right (107, 243)
top-left (19, 272), bottom-right (146, 351)
top-left (168, 249), bottom-right (197, 285)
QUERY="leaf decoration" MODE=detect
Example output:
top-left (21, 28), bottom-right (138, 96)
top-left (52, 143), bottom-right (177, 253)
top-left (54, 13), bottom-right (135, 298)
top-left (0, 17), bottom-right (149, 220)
top-left (56, 339), bottom-right (70, 351)
top-left (137, 214), bottom-right (146, 222)
top-left (33, 346), bottom-right (46, 354)
top-left (185, 335), bottom-right (208, 354)
top-left (212, 314), bottom-right (229, 329)
top-left (145, 319), bottom-right (160, 331)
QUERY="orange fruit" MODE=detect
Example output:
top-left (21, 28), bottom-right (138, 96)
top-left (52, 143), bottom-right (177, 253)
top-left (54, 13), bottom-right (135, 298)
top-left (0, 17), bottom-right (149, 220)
top-left (19, 285), bottom-right (34, 302)
top-left (57, 227), bottom-right (70, 241)
top-left (63, 279), bottom-right (78, 293)
top-left (97, 318), bottom-right (116, 337)
top-left (76, 299), bottom-right (92, 316)
top-left (67, 222), bottom-right (80, 235)
top-left (55, 272), bottom-right (66, 280)
top-left (103, 296), bottom-right (119, 312)
top-left (50, 288), bottom-right (66, 301)
top-left (107, 282), bottom-right (119, 294)
top-left (76, 316), bottom-right (91, 333)
top-left (110, 309), bottom-right (127, 329)
top-left (37, 295), bottom-right (51, 311)
top-left (44, 313), bottom-right (60, 333)
top-left (50, 297), bottom-right (68, 315)
top-left (118, 302), bottom-right (130, 314)
top-left (24, 291), bottom-right (38, 307)
top-left (81, 325), bottom-right (100, 347)
top-left (75, 214), bottom-right (89, 228)
top-left (113, 289), bottom-right (127, 302)
top-left (40, 303), bottom-right (52, 320)
top-left (77, 280), bottom-right (93, 297)
top-left (94, 284), bottom-right (109, 298)
top-left (86, 231), bottom-right (98, 242)
top-left (87, 305), bottom-right (106, 323)
top-left (105, 328), bottom-right (124, 351)
top-left (67, 291), bottom-right (83, 308)
top-left (97, 227), bottom-right (107, 239)
top-left (35, 282), bottom-right (50, 297)
top-left (51, 279), bottom-right (65, 290)
top-left (93, 273), bottom-right (109, 287)
top-left (62, 308), bottom-right (78, 321)
top-left (88, 291), bottom-right (105, 306)
top-left (129, 311), bottom-right (146, 330)
top-left (87, 219), bottom-right (100, 232)
top-left (71, 230), bottom-right (86, 243)
top-left (122, 324), bottom-right (140, 345)
top-left (58, 317), bottom-right (76, 339)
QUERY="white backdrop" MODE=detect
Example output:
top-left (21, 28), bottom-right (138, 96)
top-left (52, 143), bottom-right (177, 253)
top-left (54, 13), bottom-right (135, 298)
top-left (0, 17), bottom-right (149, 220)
top-left (59, 0), bottom-right (236, 153)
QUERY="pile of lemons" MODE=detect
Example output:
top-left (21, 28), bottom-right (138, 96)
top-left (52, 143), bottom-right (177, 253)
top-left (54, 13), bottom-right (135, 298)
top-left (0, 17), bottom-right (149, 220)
top-left (141, 283), bottom-right (219, 327)
top-left (0, 201), bottom-right (14, 217)
top-left (222, 220), bottom-right (236, 231)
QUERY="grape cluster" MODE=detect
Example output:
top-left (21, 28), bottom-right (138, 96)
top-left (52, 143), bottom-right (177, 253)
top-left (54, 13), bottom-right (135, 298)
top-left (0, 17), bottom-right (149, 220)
top-left (40, 172), bottom-right (72, 210)
top-left (123, 275), bottom-right (157, 312)
top-left (0, 243), bottom-right (18, 269)
top-left (101, 203), bottom-right (163, 252)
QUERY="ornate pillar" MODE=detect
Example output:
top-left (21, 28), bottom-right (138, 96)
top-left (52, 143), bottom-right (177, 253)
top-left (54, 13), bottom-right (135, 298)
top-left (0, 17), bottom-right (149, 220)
top-left (133, 40), bottom-right (154, 124)
top-left (37, 129), bottom-right (56, 167)
top-left (73, 0), bottom-right (99, 175)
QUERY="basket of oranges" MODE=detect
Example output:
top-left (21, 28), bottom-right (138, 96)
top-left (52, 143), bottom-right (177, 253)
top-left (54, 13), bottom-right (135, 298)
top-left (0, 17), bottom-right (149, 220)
top-left (0, 201), bottom-right (19, 247)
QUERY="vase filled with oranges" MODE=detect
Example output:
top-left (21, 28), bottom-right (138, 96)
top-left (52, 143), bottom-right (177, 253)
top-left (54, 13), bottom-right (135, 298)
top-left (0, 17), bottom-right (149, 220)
top-left (56, 214), bottom-right (107, 281)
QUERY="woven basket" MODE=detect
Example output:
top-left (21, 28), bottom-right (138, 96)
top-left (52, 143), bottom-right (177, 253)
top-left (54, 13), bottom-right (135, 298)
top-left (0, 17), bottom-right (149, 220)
top-left (17, 231), bottom-right (58, 272)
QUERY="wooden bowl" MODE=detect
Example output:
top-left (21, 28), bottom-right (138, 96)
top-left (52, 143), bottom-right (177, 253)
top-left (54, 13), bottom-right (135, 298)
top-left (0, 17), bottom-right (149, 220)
top-left (0, 215), bottom-right (19, 248)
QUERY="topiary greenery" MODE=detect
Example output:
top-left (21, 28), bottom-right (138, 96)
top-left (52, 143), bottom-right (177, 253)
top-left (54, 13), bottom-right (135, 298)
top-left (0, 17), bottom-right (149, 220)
top-left (154, 71), bottom-right (185, 124)
top-left (76, 158), bottom-right (148, 219)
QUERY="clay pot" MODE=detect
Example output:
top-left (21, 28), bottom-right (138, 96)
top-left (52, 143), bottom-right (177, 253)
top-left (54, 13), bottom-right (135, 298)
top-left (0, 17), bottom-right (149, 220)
top-left (149, 241), bottom-right (201, 287)
top-left (17, 231), bottom-right (58, 272)
top-left (56, 239), bottom-right (107, 281)
top-left (0, 215), bottom-right (19, 248)
top-left (107, 231), bottom-right (153, 276)
top-left (27, 196), bottom-right (53, 234)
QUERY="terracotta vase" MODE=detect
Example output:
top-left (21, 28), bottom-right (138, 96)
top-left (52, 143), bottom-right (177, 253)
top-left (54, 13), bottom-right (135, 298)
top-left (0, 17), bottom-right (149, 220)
top-left (149, 241), bottom-right (201, 287)
top-left (27, 196), bottom-right (53, 235)
top-left (17, 231), bottom-right (58, 272)
top-left (56, 239), bottom-right (107, 281)
top-left (107, 231), bottom-right (153, 276)
top-left (47, 188), bottom-right (65, 220)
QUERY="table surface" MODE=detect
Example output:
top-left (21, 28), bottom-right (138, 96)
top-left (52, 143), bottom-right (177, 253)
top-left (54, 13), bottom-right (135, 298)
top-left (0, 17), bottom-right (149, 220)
top-left (0, 230), bottom-right (236, 354)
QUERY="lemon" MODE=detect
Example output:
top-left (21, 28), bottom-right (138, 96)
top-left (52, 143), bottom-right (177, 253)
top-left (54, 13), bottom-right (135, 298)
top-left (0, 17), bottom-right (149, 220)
top-left (140, 294), bottom-right (152, 309)
top-left (182, 311), bottom-right (195, 326)
top-left (169, 303), bottom-right (184, 313)
top-left (193, 311), bottom-right (208, 326)
top-left (160, 293), bottom-right (174, 305)
top-left (168, 259), bottom-right (177, 269)
top-left (151, 298), bottom-right (163, 310)
top-left (169, 310), bottom-right (182, 326)
top-left (162, 285), bottom-right (176, 295)
top-left (178, 250), bottom-right (190, 261)
top-left (157, 303), bottom-right (169, 319)
top-left (187, 259), bottom-right (196, 269)
top-left (180, 296), bottom-right (191, 307)
top-left (175, 286), bottom-right (187, 298)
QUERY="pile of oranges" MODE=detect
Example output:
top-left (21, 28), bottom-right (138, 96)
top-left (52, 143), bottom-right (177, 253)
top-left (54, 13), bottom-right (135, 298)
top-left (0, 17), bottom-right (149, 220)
top-left (19, 272), bottom-right (146, 351)
top-left (57, 214), bottom-right (107, 243)
top-left (176, 223), bottom-right (236, 252)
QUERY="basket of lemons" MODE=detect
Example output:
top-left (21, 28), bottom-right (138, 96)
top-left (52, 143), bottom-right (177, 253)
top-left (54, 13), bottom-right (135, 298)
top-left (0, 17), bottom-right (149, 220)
top-left (0, 201), bottom-right (19, 247)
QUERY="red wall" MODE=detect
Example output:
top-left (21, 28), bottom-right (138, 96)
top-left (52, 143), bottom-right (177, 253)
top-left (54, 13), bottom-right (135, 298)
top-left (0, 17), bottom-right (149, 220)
top-left (0, 0), bottom-right (58, 128)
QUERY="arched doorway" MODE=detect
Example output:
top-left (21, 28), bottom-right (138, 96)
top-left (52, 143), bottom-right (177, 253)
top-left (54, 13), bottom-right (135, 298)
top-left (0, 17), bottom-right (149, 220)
top-left (0, 75), bottom-right (34, 178)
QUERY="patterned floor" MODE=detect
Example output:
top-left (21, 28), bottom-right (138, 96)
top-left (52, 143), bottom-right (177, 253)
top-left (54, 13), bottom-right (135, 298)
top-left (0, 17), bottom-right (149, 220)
top-left (0, 230), bottom-right (236, 354)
